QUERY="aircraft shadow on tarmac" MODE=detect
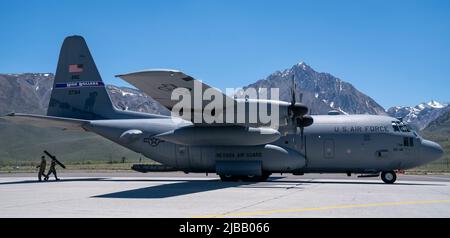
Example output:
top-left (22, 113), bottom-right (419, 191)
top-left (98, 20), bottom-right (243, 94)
top-left (0, 177), bottom-right (442, 199)
top-left (94, 180), bottom-right (244, 199)
top-left (94, 177), bottom-right (298, 199)
top-left (92, 177), bottom-right (443, 199)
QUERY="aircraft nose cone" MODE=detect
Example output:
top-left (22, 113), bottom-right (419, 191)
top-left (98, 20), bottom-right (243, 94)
top-left (421, 139), bottom-right (444, 162)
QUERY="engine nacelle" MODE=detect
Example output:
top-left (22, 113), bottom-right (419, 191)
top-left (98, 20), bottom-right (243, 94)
top-left (175, 144), bottom-right (306, 174)
top-left (155, 126), bottom-right (280, 146)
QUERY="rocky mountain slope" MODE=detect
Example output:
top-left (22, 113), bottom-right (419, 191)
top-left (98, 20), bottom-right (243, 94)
top-left (0, 66), bottom-right (448, 131)
top-left (243, 62), bottom-right (386, 115)
top-left (0, 73), bottom-right (53, 115)
top-left (0, 73), bottom-right (169, 116)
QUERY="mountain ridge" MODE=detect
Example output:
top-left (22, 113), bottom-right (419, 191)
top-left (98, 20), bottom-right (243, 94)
top-left (0, 63), bottom-right (448, 131)
top-left (387, 101), bottom-right (450, 130)
top-left (243, 62), bottom-right (386, 115)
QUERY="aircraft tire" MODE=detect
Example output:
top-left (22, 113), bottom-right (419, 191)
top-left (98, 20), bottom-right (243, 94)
top-left (242, 172), bottom-right (272, 182)
top-left (220, 175), bottom-right (239, 182)
top-left (381, 171), bottom-right (397, 184)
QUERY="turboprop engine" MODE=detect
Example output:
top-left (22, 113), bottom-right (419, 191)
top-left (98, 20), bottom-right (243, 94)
top-left (155, 126), bottom-right (280, 146)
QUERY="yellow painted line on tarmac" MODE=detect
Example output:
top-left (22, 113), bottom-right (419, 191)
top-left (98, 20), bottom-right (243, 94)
top-left (192, 199), bottom-right (450, 218)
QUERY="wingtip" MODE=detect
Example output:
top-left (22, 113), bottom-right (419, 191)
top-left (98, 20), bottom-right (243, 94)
top-left (116, 69), bottom-right (183, 78)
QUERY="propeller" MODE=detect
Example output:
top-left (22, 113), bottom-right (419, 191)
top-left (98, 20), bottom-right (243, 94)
top-left (287, 73), bottom-right (313, 139)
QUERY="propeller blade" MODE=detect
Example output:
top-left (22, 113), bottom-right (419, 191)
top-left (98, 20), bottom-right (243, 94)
top-left (287, 71), bottom-right (314, 134)
top-left (291, 73), bottom-right (296, 105)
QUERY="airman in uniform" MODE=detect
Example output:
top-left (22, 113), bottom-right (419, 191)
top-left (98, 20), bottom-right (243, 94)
top-left (36, 156), bottom-right (48, 182)
top-left (45, 158), bottom-right (60, 181)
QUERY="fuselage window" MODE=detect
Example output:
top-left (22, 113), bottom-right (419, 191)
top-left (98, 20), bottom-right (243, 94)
top-left (403, 137), bottom-right (409, 147)
top-left (363, 134), bottom-right (371, 141)
top-left (402, 137), bottom-right (414, 147)
top-left (393, 121), bottom-right (411, 133)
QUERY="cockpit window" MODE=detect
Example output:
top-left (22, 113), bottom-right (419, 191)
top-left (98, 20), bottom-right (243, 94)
top-left (392, 121), bottom-right (410, 133)
top-left (392, 120), bottom-right (422, 139)
top-left (400, 125), bottom-right (409, 132)
top-left (392, 122), bottom-right (400, 132)
top-left (399, 122), bottom-right (410, 132)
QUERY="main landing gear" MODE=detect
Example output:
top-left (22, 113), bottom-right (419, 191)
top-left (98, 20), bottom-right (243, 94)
top-left (381, 171), bottom-right (397, 184)
top-left (220, 172), bottom-right (271, 182)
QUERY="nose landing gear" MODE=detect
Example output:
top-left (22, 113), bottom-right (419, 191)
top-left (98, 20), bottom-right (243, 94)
top-left (381, 171), bottom-right (397, 184)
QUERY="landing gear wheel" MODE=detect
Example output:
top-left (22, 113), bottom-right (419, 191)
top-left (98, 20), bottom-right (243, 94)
top-left (242, 172), bottom-right (272, 182)
top-left (220, 175), bottom-right (239, 182)
top-left (381, 171), bottom-right (397, 184)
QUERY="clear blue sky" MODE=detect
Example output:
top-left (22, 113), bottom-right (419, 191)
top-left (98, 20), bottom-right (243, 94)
top-left (1, 0), bottom-right (449, 109)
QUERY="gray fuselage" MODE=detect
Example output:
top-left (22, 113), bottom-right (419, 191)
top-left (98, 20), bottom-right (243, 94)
top-left (84, 114), bottom-right (443, 175)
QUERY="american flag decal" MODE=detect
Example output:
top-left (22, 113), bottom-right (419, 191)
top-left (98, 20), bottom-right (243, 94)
top-left (69, 64), bottom-right (84, 73)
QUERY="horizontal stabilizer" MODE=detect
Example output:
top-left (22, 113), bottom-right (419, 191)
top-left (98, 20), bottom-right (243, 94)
top-left (2, 113), bottom-right (89, 131)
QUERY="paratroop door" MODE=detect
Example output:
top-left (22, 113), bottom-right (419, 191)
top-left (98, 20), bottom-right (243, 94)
top-left (175, 145), bottom-right (190, 169)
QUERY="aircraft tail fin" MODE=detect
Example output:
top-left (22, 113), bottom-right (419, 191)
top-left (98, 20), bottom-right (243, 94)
top-left (47, 35), bottom-right (117, 120)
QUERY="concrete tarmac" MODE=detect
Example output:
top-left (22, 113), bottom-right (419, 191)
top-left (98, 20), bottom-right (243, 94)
top-left (1, 172), bottom-right (450, 217)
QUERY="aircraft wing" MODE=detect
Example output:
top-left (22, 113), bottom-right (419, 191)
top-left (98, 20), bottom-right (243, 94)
top-left (116, 69), bottom-right (236, 113)
top-left (1, 113), bottom-right (89, 131)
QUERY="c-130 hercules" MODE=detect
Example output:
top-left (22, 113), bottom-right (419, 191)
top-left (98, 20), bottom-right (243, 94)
top-left (4, 36), bottom-right (443, 184)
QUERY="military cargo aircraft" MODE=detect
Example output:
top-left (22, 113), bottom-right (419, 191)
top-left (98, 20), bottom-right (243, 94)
top-left (3, 36), bottom-right (444, 184)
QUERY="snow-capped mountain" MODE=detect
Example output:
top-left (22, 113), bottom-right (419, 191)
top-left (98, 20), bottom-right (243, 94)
top-left (242, 62), bottom-right (387, 115)
top-left (1, 69), bottom-right (447, 133)
top-left (1, 65), bottom-right (387, 117)
top-left (387, 101), bottom-right (450, 130)
top-left (426, 100), bottom-right (446, 109)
